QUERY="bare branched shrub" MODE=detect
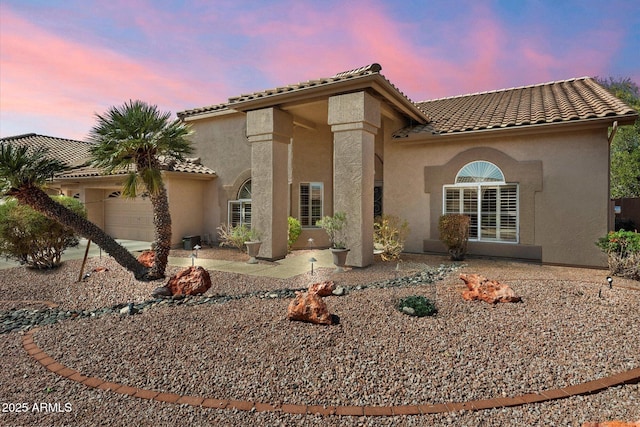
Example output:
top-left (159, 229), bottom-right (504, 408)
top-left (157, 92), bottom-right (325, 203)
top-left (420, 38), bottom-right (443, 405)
top-left (438, 214), bottom-right (470, 261)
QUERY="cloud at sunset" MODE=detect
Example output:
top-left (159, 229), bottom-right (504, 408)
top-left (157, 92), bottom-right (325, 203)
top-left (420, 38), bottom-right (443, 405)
top-left (1, 0), bottom-right (638, 140)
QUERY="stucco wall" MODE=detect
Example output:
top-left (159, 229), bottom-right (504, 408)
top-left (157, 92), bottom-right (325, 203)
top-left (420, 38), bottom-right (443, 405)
top-left (290, 124), bottom-right (334, 248)
top-left (188, 113), bottom-right (251, 236)
top-left (385, 125), bottom-right (610, 267)
top-left (165, 175), bottom-right (208, 247)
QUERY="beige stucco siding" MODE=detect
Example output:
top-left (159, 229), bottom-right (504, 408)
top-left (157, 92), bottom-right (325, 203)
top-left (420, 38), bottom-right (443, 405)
top-left (188, 113), bottom-right (251, 234)
top-left (165, 175), bottom-right (209, 247)
top-left (290, 125), bottom-right (334, 248)
top-left (385, 124), bottom-right (610, 267)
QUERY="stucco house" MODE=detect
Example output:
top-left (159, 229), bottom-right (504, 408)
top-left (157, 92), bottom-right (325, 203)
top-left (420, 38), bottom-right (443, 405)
top-left (177, 64), bottom-right (637, 268)
top-left (2, 63), bottom-right (637, 268)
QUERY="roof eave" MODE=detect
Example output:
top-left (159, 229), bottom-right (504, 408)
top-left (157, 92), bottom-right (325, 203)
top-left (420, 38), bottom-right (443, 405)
top-left (394, 113), bottom-right (638, 144)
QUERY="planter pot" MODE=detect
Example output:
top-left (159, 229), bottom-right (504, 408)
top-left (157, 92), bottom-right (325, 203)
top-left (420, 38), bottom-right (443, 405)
top-left (245, 241), bottom-right (262, 264)
top-left (330, 248), bottom-right (350, 272)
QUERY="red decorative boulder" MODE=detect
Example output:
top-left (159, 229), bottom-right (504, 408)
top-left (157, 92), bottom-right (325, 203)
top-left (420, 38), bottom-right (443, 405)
top-left (137, 250), bottom-right (155, 268)
top-left (460, 273), bottom-right (521, 304)
top-left (308, 281), bottom-right (336, 297)
top-left (287, 291), bottom-right (334, 325)
top-left (166, 266), bottom-right (212, 296)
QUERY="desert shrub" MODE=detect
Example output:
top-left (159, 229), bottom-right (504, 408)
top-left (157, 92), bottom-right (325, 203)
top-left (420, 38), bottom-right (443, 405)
top-left (438, 214), bottom-right (470, 261)
top-left (217, 223), bottom-right (254, 251)
top-left (397, 295), bottom-right (437, 317)
top-left (288, 216), bottom-right (301, 252)
top-left (374, 214), bottom-right (409, 261)
top-left (316, 211), bottom-right (347, 249)
top-left (596, 229), bottom-right (640, 280)
top-left (0, 196), bottom-right (86, 269)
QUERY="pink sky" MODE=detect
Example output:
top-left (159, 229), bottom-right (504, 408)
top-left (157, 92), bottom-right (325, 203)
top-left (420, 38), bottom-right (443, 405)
top-left (1, 0), bottom-right (638, 140)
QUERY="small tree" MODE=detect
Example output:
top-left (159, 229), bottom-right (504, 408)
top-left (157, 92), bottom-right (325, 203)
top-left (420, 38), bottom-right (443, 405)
top-left (438, 214), bottom-right (470, 261)
top-left (374, 214), bottom-right (409, 261)
top-left (0, 196), bottom-right (86, 269)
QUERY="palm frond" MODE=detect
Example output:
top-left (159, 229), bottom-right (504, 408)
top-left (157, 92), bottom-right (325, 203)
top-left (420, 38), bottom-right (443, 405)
top-left (0, 143), bottom-right (67, 194)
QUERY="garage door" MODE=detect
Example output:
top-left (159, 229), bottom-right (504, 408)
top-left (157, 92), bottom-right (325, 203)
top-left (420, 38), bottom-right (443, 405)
top-left (104, 192), bottom-right (154, 241)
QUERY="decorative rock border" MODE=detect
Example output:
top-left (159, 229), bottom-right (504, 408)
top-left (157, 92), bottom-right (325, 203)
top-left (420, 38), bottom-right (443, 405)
top-left (22, 328), bottom-right (640, 417)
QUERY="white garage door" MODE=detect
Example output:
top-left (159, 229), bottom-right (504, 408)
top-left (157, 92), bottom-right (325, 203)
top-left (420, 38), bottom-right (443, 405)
top-left (104, 192), bottom-right (155, 241)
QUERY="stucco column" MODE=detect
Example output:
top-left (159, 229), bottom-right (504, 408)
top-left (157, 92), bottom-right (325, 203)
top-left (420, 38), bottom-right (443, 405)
top-left (328, 92), bottom-right (380, 267)
top-left (246, 107), bottom-right (292, 260)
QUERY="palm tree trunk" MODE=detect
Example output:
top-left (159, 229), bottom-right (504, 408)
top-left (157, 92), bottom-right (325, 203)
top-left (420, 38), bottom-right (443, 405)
top-left (147, 182), bottom-right (172, 279)
top-left (14, 185), bottom-right (149, 280)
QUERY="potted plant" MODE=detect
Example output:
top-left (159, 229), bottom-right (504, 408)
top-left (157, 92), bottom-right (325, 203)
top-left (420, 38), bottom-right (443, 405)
top-left (316, 211), bottom-right (349, 272)
top-left (244, 228), bottom-right (262, 264)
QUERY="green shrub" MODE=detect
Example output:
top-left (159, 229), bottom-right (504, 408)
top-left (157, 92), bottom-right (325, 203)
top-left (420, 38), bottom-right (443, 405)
top-left (438, 214), bottom-right (470, 261)
top-left (216, 223), bottom-right (254, 251)
top-left (287, 216), bottom-right (301, 252)
top-left (596, 229), bottom-right (640, 280)
top-left (374, 214), bottom-right (409, 261)
top-left (0, 196), bottom-right (86, 269)
top-left (397, 295), bottom-right (437, 317)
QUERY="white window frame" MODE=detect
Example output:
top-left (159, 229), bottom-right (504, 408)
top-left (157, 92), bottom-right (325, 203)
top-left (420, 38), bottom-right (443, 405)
top-left (443, 161), bottom-right (519, 243)
top-left (299, 182), bottom-right (323, 228)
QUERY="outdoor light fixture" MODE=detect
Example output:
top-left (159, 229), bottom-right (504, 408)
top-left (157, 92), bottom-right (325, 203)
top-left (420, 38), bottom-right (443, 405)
top-left (309, 257), bottom-right (317, 275)
top-left (607, 276), bottom-right (613, 289)
top-left (190, 253), bottom-right (197, 267)
top-left (194, 244), bottom-right (201, 258)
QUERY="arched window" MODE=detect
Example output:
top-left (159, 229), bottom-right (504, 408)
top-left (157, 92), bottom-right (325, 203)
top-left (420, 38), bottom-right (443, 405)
top-left (444, 161), bottom-right (518, 242)
top-left (228, 179), bottom-right (252, 227)
top-left (455, 161), bottom-right (505, 184)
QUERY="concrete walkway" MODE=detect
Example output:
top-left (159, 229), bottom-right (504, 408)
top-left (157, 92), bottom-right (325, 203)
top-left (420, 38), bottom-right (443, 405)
top-left (0, 239), bottom-right (336, 279)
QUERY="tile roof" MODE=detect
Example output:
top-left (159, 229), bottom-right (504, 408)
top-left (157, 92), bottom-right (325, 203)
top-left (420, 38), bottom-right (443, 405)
top-left (0, 133), bottom-right (215, 179)
top-left (0, 133), bottom-right (92, 167)
top-left (178, 63), bottom-right (425, 121)
top-left (394, 77), bottom-right (638, 137)
top-left (56, 157), bottom-right (216, 179)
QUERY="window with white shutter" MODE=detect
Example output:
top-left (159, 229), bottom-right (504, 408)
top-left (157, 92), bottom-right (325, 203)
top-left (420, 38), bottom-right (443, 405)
top-left (444, 161), bottom-right (518, 242)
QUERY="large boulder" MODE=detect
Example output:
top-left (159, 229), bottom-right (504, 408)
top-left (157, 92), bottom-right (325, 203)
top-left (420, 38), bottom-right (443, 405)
top-left (166, 266), bottom-right (212, 296)
top-left (460, 273), bottom-right (521, 304)
top-left (287, 291), bottom-right (334, 325)
top-left (137, 250), bottom-right (155, 268)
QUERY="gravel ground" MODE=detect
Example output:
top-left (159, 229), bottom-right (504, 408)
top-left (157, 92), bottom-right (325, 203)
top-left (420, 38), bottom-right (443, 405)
top-left (1, 250), bottom-right (639, 427)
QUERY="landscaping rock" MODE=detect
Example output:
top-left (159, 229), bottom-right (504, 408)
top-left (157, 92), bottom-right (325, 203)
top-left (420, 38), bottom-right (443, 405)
top-left (166, 266), bottom-right (212, 296)
top-left (137, 250), bottom-right (155, 268)
top-left (308, 280), bottom-right (335, 297)
top-left (151, 286), bottom-right (172, 298)
top-left (332, 286), bottom-right (346, 296)
top-left (287, 291), bottom-right (334, 325)
top-left (460, 273), bottom-right (521, 304)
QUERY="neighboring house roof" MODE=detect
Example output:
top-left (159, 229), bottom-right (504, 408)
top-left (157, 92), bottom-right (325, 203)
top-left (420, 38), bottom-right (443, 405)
top-left (394, 77), bottom-right (638, 138)
top-left (178, 63), bottom-right (429, 123)
top-left (0, 133), bottom-right (92, 168)
top-left (1, 133), bottom-right (216, 179)
top-left (56, 157), bottom-right (216, 179)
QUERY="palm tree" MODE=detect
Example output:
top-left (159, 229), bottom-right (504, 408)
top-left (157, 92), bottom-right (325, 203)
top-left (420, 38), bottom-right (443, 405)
top-left (0, 143), bottom-right (148, 279)
top-left (88, 100), bottom-right (193, 279)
